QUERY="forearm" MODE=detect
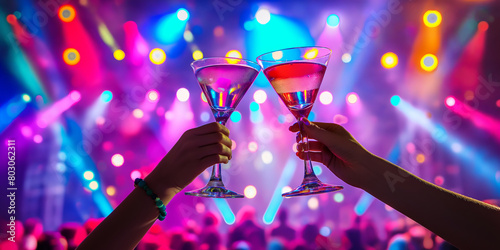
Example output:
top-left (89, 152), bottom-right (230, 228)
top-left (78, 179), bottom-right (175, 250)
top-left (363, 155), bottom-right (500, 249)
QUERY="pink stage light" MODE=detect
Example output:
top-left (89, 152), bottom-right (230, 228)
top-left (21, 126), bottom-right (33, 137)
top-left (37, 91), bottom-right (82, 128)
top-left (445, 96), bottom-right (456, 107)
top-left (33, 134), bottom-right (43, 143)
top-left (130, 170), bottom-right (141, 180)
top-left (146, 89), bottom-right (159, 102)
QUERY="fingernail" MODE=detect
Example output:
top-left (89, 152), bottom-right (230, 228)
top-left (300, 117), bottom-right (311, 126)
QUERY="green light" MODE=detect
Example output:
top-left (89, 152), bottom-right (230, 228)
top-left (101, 90), bottom-right (113, 103)
top-left (22, 94), bottom-right (31, 102)
top-left (230, 111), bottom-right (242, 123)
top-left (390, 95), bottom-right (401, 106)
top-left (249, 102), bottom-right (259, 112)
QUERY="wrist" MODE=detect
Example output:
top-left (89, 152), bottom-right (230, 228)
top-left (144, 172), bottom-right (179, 204)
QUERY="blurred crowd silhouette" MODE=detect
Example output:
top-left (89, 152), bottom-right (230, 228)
top-left (1, 206), bottom-right (459, 250)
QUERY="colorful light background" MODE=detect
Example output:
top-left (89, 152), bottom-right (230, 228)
top-left (1, 0), bottom-right (499, 239)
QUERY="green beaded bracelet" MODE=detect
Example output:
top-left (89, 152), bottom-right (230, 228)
top-left (134, 178), bottom-right (166, 221)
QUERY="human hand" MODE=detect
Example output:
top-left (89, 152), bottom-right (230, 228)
top-left (145, 122), bottom-right (232, 201)
top-left (289, 118), bottom-right (375, 189)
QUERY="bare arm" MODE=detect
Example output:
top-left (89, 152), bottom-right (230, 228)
top-left (291, 118), bottom-right (500, 249)
top-left (78, 122), bottom-right (232, 250)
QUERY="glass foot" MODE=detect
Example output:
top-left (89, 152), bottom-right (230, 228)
top-left (282, 178), bottom-right (343, 198)
top-left (185, 180), bottom-right (244, 198)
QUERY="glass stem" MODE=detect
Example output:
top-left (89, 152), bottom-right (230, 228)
top-left (209, 120), bottom-right (226, 182)
top-left (299, 120), bottom-right (318, 179)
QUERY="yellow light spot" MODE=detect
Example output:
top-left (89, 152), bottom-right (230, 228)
top-left (416, 154), bottom-right (425, 163)
top-left (58, 5), bottom-right (76, 22)
top-left (381, 52), bottom-right (398, 68)
top-left (113, 49), bottom-right (125, 61)
top-left (201, 92), bottom-right (208, 103)
top-left (63, 48), bottom-right (80, 65)
top-left (149, 48), bottom-right (166, 65)
top-left (225, 50), bottom-right (242, 64)
top-left (420, 54), bottom-right (438, 72)
top-left (106, 186), bottom-right (116, 196)
top-left (192, 50), bottom-right (203, 60)
top-left (423, 10), bottom-right (442, 28)
top-left (304, 48), bottom-right (319, 59)
top-left (244, 185), bottom-right (257, 199)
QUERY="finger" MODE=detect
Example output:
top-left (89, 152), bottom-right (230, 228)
top-left (295, 151), bottom-right (330, 166)
top-left (200, 154), bottom-right (229, 167)
top-left (289, 118), bottom-right (349, 137)
top-left (194, 132), bottom-right (232, 148)
top-left (297, 141), bottom-right (327, 152)
top-left (190, 122), bottom-right (230, 136)
top-left (198, 143), bottom-right (232, 160)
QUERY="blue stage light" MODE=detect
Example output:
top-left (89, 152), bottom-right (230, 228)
top-left (156, 9), bottom-right (189, 44)
top-left (230, 111), bottom-right (242, 123)
top-left (390, 95), bottom-right (401, 106)
top-left (327, 14), bottom-right (340, 27)
top-left (101, 90), bottom-right (113, 103)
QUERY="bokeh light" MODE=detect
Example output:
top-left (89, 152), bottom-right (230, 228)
top-left (445, 96), bottom-right (456, 107)
top-left (256, 9), bottom-right (271, 24)
top-left (420, 54), bottom-right (438, 72)
top-left (201, 93), bottom-right (208, 103)
top-left (176, 8), bottom-right (189, 21)
top-left (478, 21), bottom-right (489, 32)
top-left (416, 153), bottom-right (425, 163)
top-left (327, 14), bottom-right (340, 27)
top-left (390, 95), bottom-right (401, 106)
top-left (21, 126), bottom-right (33, 137)
top-left (226, 50), bottom-right (242, 59)
top-left (244, 185), bottom-right (257, 199)
top-left (423, 10), bottom-right (442, 28)
top-left (231, 139), bottom-right (236, 150)
top-left (253, 90), bottom-right (267, 104)
top-left (130, 170), bottom-right (142, 180)
top-left (261, 151), bottom-right (273, 164)
top-left (22, 94), bottom-right (31, 102)
top-left (101, 90), bottom-right (113, 103)
top-left (113, 49), bottom-right (125, 61)
top-left (381, 52), bottom-right (398, 68)
top-left (213, 26), bottom-right (224, 37)
top-left (183, 30), bottom-right (194, 42)
top-left (248, 142), bottom-right (258, 152)
top-left (149, 48), bottom-right (166, 65)
top-left (282, 186), bottom-right (292, 194)
top-left (229, 111), bottom-right (241, 123)
top-left (192, 50), bottom-right (203, 60)
top-left (346, 92), bottom-right (359, 104)
top-left (106, 186), bottom-right (116, 196)
top-left (304, 48), bottom-right (318, 59)
top-left (132, 109), bottom-right (144, 119)
top-left (272, 51), bottom-right (283, 60)
top-left (89, 181), bottom-right (99, 190)
top-left (58, 5), bottom-right (76, 22)
top-left (341, 53), bottom-right (351, 63)
top-left (111, 154), bottom-right (124, 167)
top-left (434, 175), bottom-right (444, 186)
top-left (319, 91), bottom-right (333, 105)
top-left (146, 89), bottom-right (159, 102)
top-left (176, 88), bottom-right (190, 102)
top-left (313, 165), bottom-right (322, 175)
top-left (83, 170), bottom-right (94, 180)
top-left (200, 112), bottom-right (210, 122)
top-left (333, 114), bottom-right (348, 125)
top-left (451, 142), bottom-right (463, 153)
top-left (320, 226), bottom-right (332, 237)
top-left (334, 192), bottom-right (344, 203)
top-left (307, 197), bottom-right (319, 210)
top-left (63, 48), bottom-right (80, 65)
top-left (34, 134), bottom-right (43, 143)
top-left (70, 91), bottom-right (81, 101)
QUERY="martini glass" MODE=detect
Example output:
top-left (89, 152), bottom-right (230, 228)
top-left (185, 57), bottom-right (261, 198)
top-left (257, 46), bottom-right (343, 197)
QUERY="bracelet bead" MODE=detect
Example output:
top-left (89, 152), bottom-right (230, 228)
top-left (134, 178), bottom-right (166, 221)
